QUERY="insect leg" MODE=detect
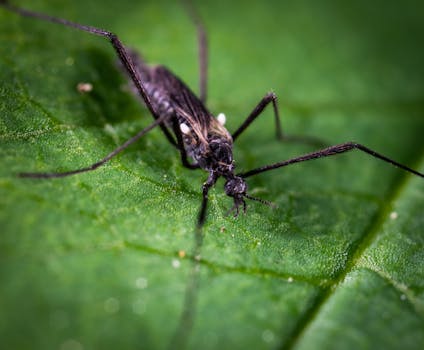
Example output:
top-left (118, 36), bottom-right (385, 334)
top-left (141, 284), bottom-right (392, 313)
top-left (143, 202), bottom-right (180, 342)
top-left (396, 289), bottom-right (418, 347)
top-left (0, 1), bottom-right (161, 125)
top-left (1, 2), bottom-right (180, 177)
top-left (18, 115), bottom-right (169, 178)
top-left (232, 92), bottom-right (281, 141)
top-left (232, 92), bottom-right (324, 146)
top-left (121, 48), bottom-right (180, 149)
top-left (198, 186), bottom-right (210, 229)
top-left (238, 141), bottom-right (424, 178)
top-left (183, 0), bottom-right (208, 104)
top-left (198, 178), bottom-right (214, 228)
top-left (171, 118), bottom-right (200, 170)
top-left (158, 124), bottom-right (179, 148)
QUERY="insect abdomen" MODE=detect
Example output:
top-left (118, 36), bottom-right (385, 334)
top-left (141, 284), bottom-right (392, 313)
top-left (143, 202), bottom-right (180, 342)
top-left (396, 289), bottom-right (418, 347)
top-left (145, 84), bottom-right (174, 118)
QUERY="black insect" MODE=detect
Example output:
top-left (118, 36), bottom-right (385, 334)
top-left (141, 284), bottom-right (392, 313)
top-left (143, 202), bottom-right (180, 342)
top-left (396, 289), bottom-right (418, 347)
top-left (2, 1), bottom-right (423, 230)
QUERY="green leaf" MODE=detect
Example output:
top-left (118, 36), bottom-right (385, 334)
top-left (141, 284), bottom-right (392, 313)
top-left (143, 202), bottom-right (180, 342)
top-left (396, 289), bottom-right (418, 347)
top-left (1, 1), bottom-right (423, 349)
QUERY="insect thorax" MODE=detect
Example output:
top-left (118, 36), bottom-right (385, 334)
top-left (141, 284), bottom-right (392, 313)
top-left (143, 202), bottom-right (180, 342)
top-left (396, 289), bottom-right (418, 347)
top-left (142, 65), bottom-right (235, 175)
top-left (186, 132), bottom-right (235, 175)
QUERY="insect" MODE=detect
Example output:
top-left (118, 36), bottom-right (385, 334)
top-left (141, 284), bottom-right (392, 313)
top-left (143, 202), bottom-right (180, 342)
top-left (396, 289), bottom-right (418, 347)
top-left (2, 1), bottom-right (423, 230)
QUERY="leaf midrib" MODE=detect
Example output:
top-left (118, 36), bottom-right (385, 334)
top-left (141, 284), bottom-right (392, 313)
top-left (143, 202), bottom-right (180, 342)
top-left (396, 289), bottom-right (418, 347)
top-left (279, 150), bottom-right (424, 350)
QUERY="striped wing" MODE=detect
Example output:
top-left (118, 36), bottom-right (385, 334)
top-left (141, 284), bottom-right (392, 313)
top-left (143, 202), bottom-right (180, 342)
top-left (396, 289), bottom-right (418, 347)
top-left (150, 66), bottom-right (212, 138)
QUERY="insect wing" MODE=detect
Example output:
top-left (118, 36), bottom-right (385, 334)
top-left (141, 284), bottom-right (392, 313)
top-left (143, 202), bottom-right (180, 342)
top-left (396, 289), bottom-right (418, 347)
top-left (153, 67), bottom-right (211, 132)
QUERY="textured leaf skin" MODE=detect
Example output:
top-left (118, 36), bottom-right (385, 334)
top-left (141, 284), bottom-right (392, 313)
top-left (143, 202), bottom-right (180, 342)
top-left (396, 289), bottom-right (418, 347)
top-left (0, 1), bottom-right (423, 349)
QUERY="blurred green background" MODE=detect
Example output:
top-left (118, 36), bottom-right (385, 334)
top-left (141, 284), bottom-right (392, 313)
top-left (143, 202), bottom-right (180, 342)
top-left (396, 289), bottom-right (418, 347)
top-left (0, 0), bottom-right (423, 349)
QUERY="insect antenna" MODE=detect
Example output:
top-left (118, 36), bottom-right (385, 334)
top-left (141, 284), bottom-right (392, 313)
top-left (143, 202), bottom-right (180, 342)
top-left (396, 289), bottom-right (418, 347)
top-left (244, 194), bottom-right (275, 208)
top-left (225, 194), bottom-right (275, 217)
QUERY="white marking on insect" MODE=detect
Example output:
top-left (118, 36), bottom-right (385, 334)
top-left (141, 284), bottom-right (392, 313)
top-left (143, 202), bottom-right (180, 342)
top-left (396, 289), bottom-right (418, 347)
top-left (217, 112), bottom-right (226, 125)
top-left (153, 90), bottom-right (160, 99)
top-left (180, 123), bottom-right (191, 134)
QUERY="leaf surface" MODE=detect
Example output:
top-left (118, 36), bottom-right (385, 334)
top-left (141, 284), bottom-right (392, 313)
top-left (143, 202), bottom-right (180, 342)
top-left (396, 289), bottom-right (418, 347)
top-left (1, 1), bottom-right (423, 349)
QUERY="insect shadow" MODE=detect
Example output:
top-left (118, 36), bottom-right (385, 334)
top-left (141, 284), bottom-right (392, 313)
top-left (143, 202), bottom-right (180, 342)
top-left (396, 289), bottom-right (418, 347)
top-left (74, 48), bottom-right (138, 127)
top-left (2, 1), bottom-right (423, 229)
